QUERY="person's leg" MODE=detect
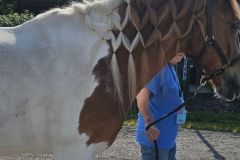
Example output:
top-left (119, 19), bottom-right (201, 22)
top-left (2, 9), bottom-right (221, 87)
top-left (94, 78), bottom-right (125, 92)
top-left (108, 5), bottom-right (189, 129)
top-left (141, 144), bottom-right (176, 160)
top-left (158, 148), bottom-right (170, 160)
top-left (141, 145), bottom-right (155, 160)
top-left (168, 144), bottom-right (177, 160)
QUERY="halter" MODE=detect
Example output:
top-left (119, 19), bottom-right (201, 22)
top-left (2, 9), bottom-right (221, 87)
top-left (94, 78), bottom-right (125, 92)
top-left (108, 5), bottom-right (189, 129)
top-left (194, 0), bottom-right (240, 85)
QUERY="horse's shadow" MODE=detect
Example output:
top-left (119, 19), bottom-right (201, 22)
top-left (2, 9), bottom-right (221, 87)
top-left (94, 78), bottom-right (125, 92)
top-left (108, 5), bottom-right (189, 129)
top-left (195, 129), bottom-right (226, 160)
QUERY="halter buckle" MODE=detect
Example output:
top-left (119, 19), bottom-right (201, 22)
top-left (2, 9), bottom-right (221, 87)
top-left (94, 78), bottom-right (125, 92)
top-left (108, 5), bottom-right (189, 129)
top-left (222, 63), bottom-right (228, 70)
top-left (205, 35), bottom-right (214, 45)
top-left (200, 75), bottom-right (207, 86)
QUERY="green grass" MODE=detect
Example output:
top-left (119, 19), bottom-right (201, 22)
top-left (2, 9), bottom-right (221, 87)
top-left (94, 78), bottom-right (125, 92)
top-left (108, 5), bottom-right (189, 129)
top-left (124, 111), bottom-right (240, 133)
top-left (183, 111), bottom-right (240, 133)
top-left (124, 119), bottom-right (137, 126)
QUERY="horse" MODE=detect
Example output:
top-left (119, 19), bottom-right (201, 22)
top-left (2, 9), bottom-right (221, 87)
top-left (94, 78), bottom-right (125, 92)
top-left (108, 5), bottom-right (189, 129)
top-left (0, 0), bottom-right (239, 159)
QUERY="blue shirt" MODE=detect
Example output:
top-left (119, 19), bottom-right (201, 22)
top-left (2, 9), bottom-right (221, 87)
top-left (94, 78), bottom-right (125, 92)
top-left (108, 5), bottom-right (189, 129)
top-left (136, 64), bottom-right (184, 149)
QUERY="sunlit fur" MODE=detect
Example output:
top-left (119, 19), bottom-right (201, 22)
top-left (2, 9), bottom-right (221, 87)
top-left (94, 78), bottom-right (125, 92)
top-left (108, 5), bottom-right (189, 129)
top-left (230, 0), bottom-right (240, 20)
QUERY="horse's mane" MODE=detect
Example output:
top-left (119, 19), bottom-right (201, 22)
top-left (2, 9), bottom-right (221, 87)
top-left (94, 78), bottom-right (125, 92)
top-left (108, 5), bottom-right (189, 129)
top-left (108, 0), bottom-right (240, 113)
top-left (107, 0), bottom-right (207, 110)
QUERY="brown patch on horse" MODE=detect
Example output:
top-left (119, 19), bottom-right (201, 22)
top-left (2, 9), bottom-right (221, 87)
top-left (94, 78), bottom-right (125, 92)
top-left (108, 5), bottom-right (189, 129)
top-left (79, 84), bottom-right (123, 145)
top-left (78, 50), bottom-right (132, 145)
top-left (79, 56), bottom-right (123, 145)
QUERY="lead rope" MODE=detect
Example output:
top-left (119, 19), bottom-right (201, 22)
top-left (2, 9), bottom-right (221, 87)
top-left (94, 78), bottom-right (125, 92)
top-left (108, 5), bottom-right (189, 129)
top-left (145, 81), bottom-right (206, 160)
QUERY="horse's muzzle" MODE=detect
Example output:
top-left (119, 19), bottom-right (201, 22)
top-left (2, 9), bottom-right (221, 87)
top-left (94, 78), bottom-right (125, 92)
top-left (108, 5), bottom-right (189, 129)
top-left (216, 74), bottom-right (240, 101)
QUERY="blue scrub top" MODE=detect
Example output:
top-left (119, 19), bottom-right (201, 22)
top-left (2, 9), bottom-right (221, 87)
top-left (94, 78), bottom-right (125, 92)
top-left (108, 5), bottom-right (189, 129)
top-left (136, 64), bottom-right (184, 149)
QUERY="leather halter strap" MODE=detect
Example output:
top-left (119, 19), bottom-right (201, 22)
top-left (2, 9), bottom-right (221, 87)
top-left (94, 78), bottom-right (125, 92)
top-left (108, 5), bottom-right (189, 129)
top-left (194, 0), bottom-right (240, 84)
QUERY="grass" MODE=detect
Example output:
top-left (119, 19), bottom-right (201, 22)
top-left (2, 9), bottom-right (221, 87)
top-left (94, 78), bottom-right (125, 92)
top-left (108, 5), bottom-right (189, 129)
top-left (183, 111), bottom-right (240, 133)
top-left (124, 111), bottom-right (240, 133)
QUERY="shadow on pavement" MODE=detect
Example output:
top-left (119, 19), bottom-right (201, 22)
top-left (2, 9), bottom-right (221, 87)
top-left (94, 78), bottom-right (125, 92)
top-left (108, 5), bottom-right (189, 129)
top-left (195, 129), bottom-right (226, 160)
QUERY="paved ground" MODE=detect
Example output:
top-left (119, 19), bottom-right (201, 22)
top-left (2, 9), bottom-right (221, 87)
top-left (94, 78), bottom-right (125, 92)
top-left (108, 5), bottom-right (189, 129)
top-left (1, 126), bottom-right (240, 160)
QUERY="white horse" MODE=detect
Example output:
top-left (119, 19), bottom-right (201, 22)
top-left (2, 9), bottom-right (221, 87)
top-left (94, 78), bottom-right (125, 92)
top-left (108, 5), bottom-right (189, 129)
top-left (0, 0), bottom-right (240, 159)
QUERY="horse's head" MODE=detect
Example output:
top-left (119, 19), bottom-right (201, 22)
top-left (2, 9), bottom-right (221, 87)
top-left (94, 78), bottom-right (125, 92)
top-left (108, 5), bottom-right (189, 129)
top-left (184, 0), bottom-right (240, 101)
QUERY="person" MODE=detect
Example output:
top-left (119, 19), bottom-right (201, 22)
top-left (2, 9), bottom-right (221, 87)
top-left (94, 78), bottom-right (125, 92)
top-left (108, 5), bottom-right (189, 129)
top-left (136, 52), bottom-right (186, 160)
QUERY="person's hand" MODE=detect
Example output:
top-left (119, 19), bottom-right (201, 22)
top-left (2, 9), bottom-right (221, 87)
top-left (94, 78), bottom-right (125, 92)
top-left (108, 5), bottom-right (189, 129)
top-left (145, 126), bottom-right (160, 141)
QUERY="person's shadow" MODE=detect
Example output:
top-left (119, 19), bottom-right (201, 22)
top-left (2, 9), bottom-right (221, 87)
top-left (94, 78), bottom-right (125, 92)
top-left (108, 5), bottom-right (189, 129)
top-left (195, 129), bottom-right (226, 160)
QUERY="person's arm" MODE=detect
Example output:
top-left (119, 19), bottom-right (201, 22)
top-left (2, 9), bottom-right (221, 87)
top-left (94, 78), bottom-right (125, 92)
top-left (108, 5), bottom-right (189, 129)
top-left (136, 88), bottom-right (160, 141)
top-left (136, 88), bottom-right (152, 125)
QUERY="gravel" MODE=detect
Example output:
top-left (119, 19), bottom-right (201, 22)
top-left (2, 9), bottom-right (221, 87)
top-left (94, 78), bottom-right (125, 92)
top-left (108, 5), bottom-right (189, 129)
top-left (97, 126), bottom-right (240, 160)
top-left (1, 126), bottom-right (240, 160)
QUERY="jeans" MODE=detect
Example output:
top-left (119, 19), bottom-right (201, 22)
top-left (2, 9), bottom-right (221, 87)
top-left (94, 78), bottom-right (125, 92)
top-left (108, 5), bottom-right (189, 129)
top-left (140, 144), bottom-right (176, 160)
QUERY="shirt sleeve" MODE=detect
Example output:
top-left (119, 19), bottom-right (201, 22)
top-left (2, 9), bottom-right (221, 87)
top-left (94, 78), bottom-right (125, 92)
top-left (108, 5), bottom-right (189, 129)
top-left (145, 68), bottom-right (165, 96)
